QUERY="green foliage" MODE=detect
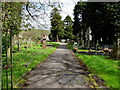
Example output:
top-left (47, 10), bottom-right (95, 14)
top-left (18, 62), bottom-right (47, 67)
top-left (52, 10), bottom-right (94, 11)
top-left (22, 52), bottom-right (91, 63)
top-left (67, 44), bottom-right (73, 50)
top-left (2, 2), bottom-right (24, 35)
top-left (47, 42), bottom-right (60, 48)
top-left (73, 2), bottom-right (87, 43)
top-left (76, 54), bottom-right (120, 88)
top-left (73, 2), bottom-right (120, 45)
top-left (2, 2), bottom-right (24, 53)
top-left (2, 42), bottom-right (58, 88)
top-left (73, 2), bottom-right (86, 35)
top-left (64, 15), bottom-right (74, 39)
top-left (105, 3), bottom-right (120, 30)
top-left (50, 8), bottom-right (64, 41)
top-left (2, 35), bottom-right (10, 54)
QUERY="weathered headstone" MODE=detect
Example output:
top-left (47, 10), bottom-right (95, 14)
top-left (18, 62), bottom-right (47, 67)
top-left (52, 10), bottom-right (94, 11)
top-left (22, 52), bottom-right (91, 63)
top-left (42, 34), bottom-right (47, 48)
top-left (85, 27), bottom-right (92, 48)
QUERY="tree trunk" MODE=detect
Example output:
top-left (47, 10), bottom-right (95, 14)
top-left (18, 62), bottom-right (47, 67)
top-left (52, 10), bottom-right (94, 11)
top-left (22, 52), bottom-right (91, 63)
top-left (10, 30), bottom-right (13, 89)
top-left (0, 29), bottom-right (2, 88)
top-left (57, 35), bottom-right (59, 42)
top-left (25, 39), bottom-right (29, 49)
top-left (76, 33), bottom-right (79, 45)
top-left (87, 40), bottom-right (90, 48)
top-left (17, 37), bottom-right (21, 51)
top-left (17, 40), bottom-right (20, 51)
top-left (0, 5), bottom-right (2, 88)
top-left (112, 45), bottom-right (118, 59)
top-left (5, 31), bottom-right (9, 89)
top-left (0, 30), bottom-right (1, 53)
top-left (117, 38), bottom-right (120, 59)
top-left (111, 38), bottom-right (120, 60)
top-left (7, 48), bottom-right (10, 59)
top-left (12, 39), bottom-right (14, 52)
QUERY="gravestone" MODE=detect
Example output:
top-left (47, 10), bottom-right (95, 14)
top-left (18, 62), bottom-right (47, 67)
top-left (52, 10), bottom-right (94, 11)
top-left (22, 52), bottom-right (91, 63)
top-left (85, 27), bottom-right (92, 48)
top-left (42, 34), bottom-right (47, 48)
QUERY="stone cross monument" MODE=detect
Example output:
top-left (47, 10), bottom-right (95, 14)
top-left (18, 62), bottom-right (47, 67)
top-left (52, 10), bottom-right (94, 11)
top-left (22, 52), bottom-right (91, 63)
top-left (85, 27), bottom-right (92, 48)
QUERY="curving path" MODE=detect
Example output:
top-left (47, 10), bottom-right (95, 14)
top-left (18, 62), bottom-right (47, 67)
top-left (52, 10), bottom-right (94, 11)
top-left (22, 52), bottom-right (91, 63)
top-left (22, 43), bottom-right (92, 88)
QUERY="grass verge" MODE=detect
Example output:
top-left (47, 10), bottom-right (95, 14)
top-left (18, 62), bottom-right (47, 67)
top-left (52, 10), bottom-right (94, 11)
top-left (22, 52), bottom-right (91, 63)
top-left (67, 44), bottom-right (73, 50)
top-left (76, 54), bottom-right (119, 88)
top-left (67, 43), bottom-right (119, 88)
top-left (2, 42), bottom-right (59, 88)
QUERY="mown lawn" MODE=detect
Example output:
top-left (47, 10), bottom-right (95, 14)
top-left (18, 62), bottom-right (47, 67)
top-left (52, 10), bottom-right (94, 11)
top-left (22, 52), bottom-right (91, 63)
top-left (76, 54), bottom-right (119, 88)
top-left (2, 42), bottom-right (59, 88)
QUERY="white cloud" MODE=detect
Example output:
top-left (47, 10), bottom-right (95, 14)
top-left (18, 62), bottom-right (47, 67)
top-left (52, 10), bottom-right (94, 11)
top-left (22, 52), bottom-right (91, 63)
top-left (60, 0), bottom-right (79, 20)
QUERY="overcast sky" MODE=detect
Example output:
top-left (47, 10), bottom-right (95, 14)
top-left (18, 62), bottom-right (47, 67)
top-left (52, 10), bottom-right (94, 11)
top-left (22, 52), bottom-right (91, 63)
top-left (59, 0), bottom-right (80, 20)
top-left (24, 0), bottom-right (83, 30)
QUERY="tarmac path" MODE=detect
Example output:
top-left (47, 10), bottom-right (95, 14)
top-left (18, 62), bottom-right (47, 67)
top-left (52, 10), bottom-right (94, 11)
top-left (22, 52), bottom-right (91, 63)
top-left (22, 43), bottom-right (93, 88)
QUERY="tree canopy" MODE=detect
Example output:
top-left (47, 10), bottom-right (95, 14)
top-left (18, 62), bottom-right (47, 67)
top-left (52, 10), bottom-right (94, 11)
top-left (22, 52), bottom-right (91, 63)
top-left (2, 2), bottom-right (24, 54)
top-left (64, 15), bottom-right (74, 39)
top-left (73, 2), bottom-right (120, 45)
top-left (50, 8), bottom-right (64, 41)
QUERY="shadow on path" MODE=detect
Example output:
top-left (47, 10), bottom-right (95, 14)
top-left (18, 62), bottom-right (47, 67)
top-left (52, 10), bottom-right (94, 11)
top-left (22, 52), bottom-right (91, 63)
top-left (21, 43), bottom-right (94, 88)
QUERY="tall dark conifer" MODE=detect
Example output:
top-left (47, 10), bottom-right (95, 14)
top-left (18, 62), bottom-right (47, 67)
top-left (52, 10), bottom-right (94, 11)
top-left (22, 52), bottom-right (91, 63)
top-left (50, 8), bottom-right (63, 41)
top-left (64, 15), bottom-right (74, 40)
